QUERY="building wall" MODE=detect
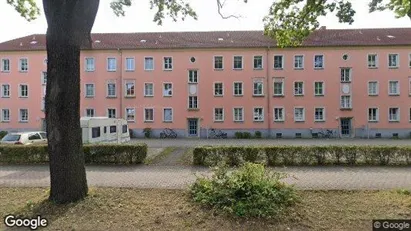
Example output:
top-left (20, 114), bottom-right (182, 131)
top-left (1, 46), bottom-right (411, 138)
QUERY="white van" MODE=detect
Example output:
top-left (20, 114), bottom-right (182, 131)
top-left (80, 117), bottom-right (130, 144)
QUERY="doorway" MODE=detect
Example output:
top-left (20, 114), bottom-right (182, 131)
top-left (187, 118), bottom-right (199, 137)
top-left (340, 118), bottom-right (352, 137)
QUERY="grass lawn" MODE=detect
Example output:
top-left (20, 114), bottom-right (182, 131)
top-left (1, 188), bottom-right (411, 231)
top-left (144, 147), bottom-right (176, 165)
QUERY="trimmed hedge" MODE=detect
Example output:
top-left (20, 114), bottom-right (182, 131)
top-left (0, 143), bottom-right (147, 164)
top-left (193, 145), bottom-right (411, 166)
top-left (0, 131), bottom-right (7, 139)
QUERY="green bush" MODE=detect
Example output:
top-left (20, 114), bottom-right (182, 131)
top-left (254, 131), bottom-right (262, 138)
top-left (242, 132), bottom-right (252, 139)
top-left (143, 128), bottom-right (152, 138)
top-left (0, 131), bottom-right (7, 140)
top-left (193, 145), bottom-right (411, 166)
top-left (190, 163), bottom-right (298, 218)
top-left (234, 132), bottom-right (243, 139)
top-left (0, 143), bottom-right (147, 164)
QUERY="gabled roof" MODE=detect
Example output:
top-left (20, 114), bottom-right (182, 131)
top-left (1, 28), bottom-right (411, 51)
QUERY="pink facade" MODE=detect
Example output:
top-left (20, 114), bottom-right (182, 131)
top-left (1, 29), bottom-right (411, 138)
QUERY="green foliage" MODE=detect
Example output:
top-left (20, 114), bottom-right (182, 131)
top-left (234, 132), bottom-right (253, 139)
top-left (242, 132), bottom-right (252, 139)
top-left (143, 127), bottom-right (152, 138)
top-left (0, 143), bottom-right (147, 164)
top-left (0, 131), bottom-right (8, 139)
top-left (234, 132), bottom-right (243, 139)
top-left (190, 163), bottom-right (298, 218)
top-left (6, 0), bottom-right (40, 21)
top-left (193, 145), bottom-right (411, 167)
top-left (254, 131), bottom-right (262, 138)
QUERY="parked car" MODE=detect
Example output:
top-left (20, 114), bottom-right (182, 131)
top-left (0, 131), bottom-right (47, 145)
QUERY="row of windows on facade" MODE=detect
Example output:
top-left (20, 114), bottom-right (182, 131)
top-left (0, 107), bottom-right (407, 123)
top-left (1, 78), bottom-right (407, 98)
top-left (0, 53), bottom-right (407, 73)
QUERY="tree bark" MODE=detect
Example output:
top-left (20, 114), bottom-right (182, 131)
top-left (43, 0), bottom-right (99, 204)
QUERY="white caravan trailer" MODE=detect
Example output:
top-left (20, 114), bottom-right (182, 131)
top-left (80, 117), bottom-right (130, 144)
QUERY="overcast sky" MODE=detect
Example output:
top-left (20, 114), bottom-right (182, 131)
top-left (0, 0), bottom-right (409, 43)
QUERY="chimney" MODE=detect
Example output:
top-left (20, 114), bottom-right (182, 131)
top-left (319, 26), bottom-right (326, 30)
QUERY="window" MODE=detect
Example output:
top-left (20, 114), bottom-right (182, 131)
top-left (122, 125), bottom-right (128, 133)
top-left (144, 83), bottom-right (154, 97)
top-left (233, 56), bottom-right (243, 69)
top-left (340, 68), bottom-right (351, 82)
top-left (368, 81), bottom-right (378, 96)
top-left (409, 54), bottom-right (411, 68)
top-left (85, 58), bottom-right (95, 71)
top-left (294, 82), bottom-right (304, 96)
top-left (233, 108), bottom-right (244, 122)
top-left (125, 81), bottom-right (135, 97)
top-left (214, 82), bottom-right (223, 96)
top-left (42, 86), bottom-right (46, 97)
top-left (1, 109), bottom-right (10, 122)
top-left (340, 96), bottom-right (352, 109)
top-left (125, 108), bottom-right (135, 121)
top-left (294, 55), bottom-right (304, 69)
top-left (41, 98), bottom-right (45, 111)
top-left (314, 108), bottom-right (325, 121)
top-left (86, 108), bottom-right (95, 117)
top-left (19, 84), bottom-right (28, 97)
top-left (253, 107), bottom-right (264, 122)
top-left (107, 108), bottom-right (116, 118)
top-left (1, 59), bottom-right (10, 72)
top-left (214, 108), bottom-right (224, 121)
top-left (273, 78), bottom-right (284, 96)
top-left (163, 108), bottom-right (173, 122)
top-left (85, 84), bottom-right (95, 97)
top-left (28, 133), bottom-right (41, 140)
top-left (188, 70), bottom-right (198, 83)
top-left (41, 72), bottom-right (47, 85)
top-left (107, 58), bottom-right (117, 71)
top-left (1, 84), bottom-right (10, 98)
top-left (368, 54), bottom-right (377, 68)
top-left (163, 57), bottom-right (173, 70)
top-left (314, 55), bottom-right (324, 69)
top-left (125, 57), bottom-right (135, 71)
top-left (107, 83), bottom-right (116, 97)
top-left (19, 58), bottom-right (28, 72)
top-left (294, 108), bottom-right (305, 122)
top-left (410, 108), bottom-right (411, 121)
top-left (253, 56), bottom-right (263, 69)
top-left (389, 108), bottom-right (400, 121)
top-left (389, 81), bottom-right (400, 95)
top-left (214, 56), bottom-right (223, 69)
top-left (144, 57), bottom-right (154, 70)
top-left (388, 54), bottom-right (399, 68)
top-left (188, 96), bottom-right (198, 109)
top-left (144, 108), bottom-right (154, 122)
top-left (253, 80), bottom-right (264, 96)
top-left (409, 77), bottom-right (411, 95)
top-left (273, 108), bottom-right (284, 122)
top-left (19, 109), bottom-right (28, 122)
top-left (274, 55), bottom-right (284, 69)
top-left (163, 83), bottom-right (173, 97)
top-left (91, 127), bottom-right (100, 138)
top-left (314, 82), bottom-right (324, 96)
top-left (110, 126), bottom-right (116, 133)
top-left (190, 57), bottom-right (196, 63)
top-left (233, 82), bottom-right (243, 96)
top-left (368, 108), bottom-right (379, 122)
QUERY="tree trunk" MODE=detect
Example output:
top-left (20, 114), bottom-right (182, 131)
top-left (43, 0), bottom-right (99, 204)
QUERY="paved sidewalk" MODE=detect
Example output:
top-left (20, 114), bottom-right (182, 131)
top-left (1, 165), bottom-right (411, 190)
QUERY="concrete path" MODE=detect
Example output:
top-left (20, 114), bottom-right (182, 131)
top-left (1, 165), bottom-right (411, 190)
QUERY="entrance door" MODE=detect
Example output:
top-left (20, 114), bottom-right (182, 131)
top-left (187, 119), bottom-right (198, 137)
top-left (340, 118), bottom-right (352, 137)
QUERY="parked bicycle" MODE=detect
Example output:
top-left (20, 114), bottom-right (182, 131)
top-left (208, 128), bottom-right (227, 139)
top-left (318, 129), bottom-right (334, 139)
top-left (160, 128), bottom-right (177, 139)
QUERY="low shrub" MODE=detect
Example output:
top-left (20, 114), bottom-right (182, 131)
top-left (0, 143), bottom-right (147, 164)
top-left (234, 132), bottom-right (243, 139)
top-left (254, 131), bottom-right (262, 139)
top-left (242, 132), bottom-right (252, 139)
top-left (143, 128), bottom-right (152, 138)
top-left (190, 163), bottom-right (298, 218)
top-left (193, 145), bottom-right (411, 166)
top-left (0, 131), bottom-right (7, 140)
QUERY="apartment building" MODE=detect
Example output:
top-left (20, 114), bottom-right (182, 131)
top-left (1, 28), bottom-right (411, 138)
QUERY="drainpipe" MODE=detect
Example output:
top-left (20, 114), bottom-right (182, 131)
top-left (118, 48), bottom-right (123, 119)
top-left (266, 46), bottom-right (271, 138)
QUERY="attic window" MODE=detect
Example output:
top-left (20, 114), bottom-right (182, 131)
top-left (218, 38), bottom-right (224, 41)
top-left (140, 39), bottom-right (147, 43)
top-left (94, 40), bottom-right (101, 43)
top-left (30, 41), bottom-right (37, 45)
top-left (387, 35), bottom-right (395, 39)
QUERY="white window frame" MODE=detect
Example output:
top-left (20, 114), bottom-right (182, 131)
top-left (125, 107), bottom-right (136, 122)
top-left (124, 80), bottom-right (136, 97)
top-left (107, 57), bottom-right (117, 72)
top-left (388, 80), bottom-right (400, 95)
top-left (107, 108), bottom-right (116, 118)
top-left (233, 107), bottom-right (244, 122)
top-left (1, 58), bottom-right (10, 72)
top-left (163, 107), bottom-right (173, 122)
top-left (368, 107), bottom-right (379, 122)
top-left (163, 82), bottom-right (173, 97)
top-left (144, 82), bottom-right (154, 97)
top-left (188, 96), bottom-right (198, 109)
top-left (314, 54), bottom-right (324, 69)
top-left (19, 84), bottom-right (29, 98)
top-left (85, 83), bottom-right (95, 98)
top-left (273, 78), bottom-right (285, 96)
top-left (1, 109), bottom-right (10, 122)
top-left (388, 107), bottom-right (400, 122)
top-left (233, 82), bottom-right (243, 96)
top-left (144, 108), bottom-right (154, 122)
top-left (125, 57), bottom-right (135, 71)
top-left (253, 79), bottom-right (264, 96)
top-left (273, 107), bottom-right (285, 122)
top-left (188, 70), bottom-right (198, 83)
top-left (19, 58), bottom-right (28, 72)
top-left (314, 81), bottom-right (324, 96)
top-left (163, 56), bottom-right (173, 70)
top-left (214, 56), bottom-right (224, 70)
top-left (314, 107), bottom-right (325, 122)
top-left (106, 82), bottom-right (116, 98)
top-left (294, 107), bottom-right (305, 122)
top-left (368, 81), bottom-right (379, 96)
top-left (388, 54), bottom-right (399, 68)
top-left (273, 55), bottom-right (284, 69)
top-left (294, 55), bottom-right (304, 69)
top-left (293, 81), bottom-right (304, 96)
top-left (85, 108), bottom-right (95, 117)
top-left (340, 95), bottom-right (352, 109)
top-left (144, 57), bottom-right (154, 71)
top-left (85, 57), bottom-right (95, 72)
top-left (41, 71), bottom-right (47, 85)
top-left (213, 108), bottom-right (224, 122)
top-left (340, 68), bottom-right (352, 82)
top-left (233, 55), bottom-right (243, 70)
top-left (253, 55), bottom-right (263, 69)
top-left (1, 84), bottom-right (10, 98)
top-left (19, 109), bottom-right (28, 122)
top-left (214, 82), bottom-right (224, 97)
top-left (253, 107), bottom-right (264, 122)
top-left (367, 54), bottom-right (378, 68)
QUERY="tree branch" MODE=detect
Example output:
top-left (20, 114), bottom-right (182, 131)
top-left (216, 0), bottom-right (243, 19)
